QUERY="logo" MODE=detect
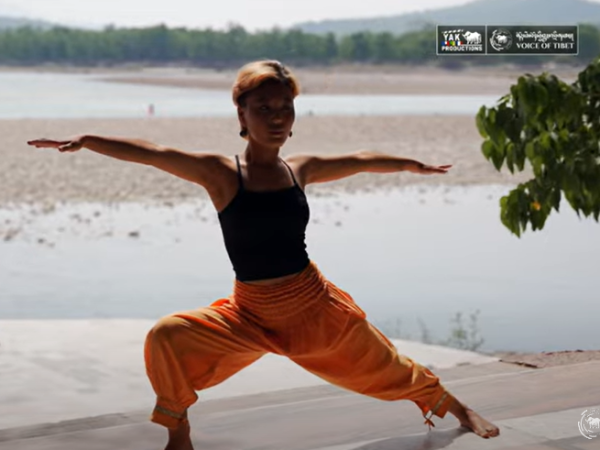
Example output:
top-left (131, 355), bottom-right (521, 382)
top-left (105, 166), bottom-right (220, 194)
top-left (579, 408), bottom-right (600, 439)
top-left (440, 28), bottom-right (483, 52)
top-left (489, 28), bottom-right (513, 51)
top-left (436, 25), bottom-right (485, 55)
top-left (438, 25), bottom-right (577, 56)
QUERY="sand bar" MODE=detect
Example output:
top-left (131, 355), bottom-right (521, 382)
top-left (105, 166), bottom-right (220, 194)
top-left (0, 64), bottom-right (583, 95)
top-left (98, 64), bottom-right (582, 96)
top-left (1, 115), bottom-right (530, 207)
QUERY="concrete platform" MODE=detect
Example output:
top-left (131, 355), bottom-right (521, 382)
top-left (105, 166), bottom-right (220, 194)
top-left (0, 319), bottom-right (499, 429)
top-left (2, 361), bottom-right (599, 449)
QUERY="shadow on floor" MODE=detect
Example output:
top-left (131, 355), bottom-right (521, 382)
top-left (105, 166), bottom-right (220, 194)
top-left (351, 427), bottom-right (468, 450)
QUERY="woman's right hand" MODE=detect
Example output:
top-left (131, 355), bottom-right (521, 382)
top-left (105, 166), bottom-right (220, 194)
top-left (27, 136), bottom-right (85, 153)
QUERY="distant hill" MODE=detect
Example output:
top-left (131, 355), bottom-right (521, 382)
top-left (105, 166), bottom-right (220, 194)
top-left (292, 0), bottom-right (600, 36)
top-left (0, 15), bottom-right (56, 30)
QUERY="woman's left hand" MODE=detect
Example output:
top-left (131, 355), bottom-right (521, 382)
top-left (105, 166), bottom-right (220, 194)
top-left (416, 164), bottom-right (453, 175)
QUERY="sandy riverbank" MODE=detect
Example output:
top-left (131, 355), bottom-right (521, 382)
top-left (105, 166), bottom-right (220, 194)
top-left (99, 64), bottom-right (583, 96)
top-left (0, 63), bottom-right (583, 95)
top-left (495, 350), bottom-right (600, 368)
top-left (1, 115), bottom-right (530, 207)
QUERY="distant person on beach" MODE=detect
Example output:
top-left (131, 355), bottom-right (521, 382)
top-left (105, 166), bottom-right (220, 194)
top-left (28, 59), bottom-right (499, 450)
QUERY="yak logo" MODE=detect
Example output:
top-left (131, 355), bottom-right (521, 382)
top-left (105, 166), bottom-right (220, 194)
top-left (437, 26), bottom-right (484, 54)
top-left (579, 408), bottom-right (600, 439)
top-left (463, 31), bottom-right (481, 44)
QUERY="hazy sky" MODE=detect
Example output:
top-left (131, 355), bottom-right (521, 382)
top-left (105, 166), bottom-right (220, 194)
top-left (0, 0), bottom-right (479, 31)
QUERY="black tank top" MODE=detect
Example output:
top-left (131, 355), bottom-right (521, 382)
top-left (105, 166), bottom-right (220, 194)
top-left (217, 155), bottom-right (311, 282)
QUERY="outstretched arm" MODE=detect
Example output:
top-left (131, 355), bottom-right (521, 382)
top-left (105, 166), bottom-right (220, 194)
top-left (27, 135), bottom-right (226, 188)
top-left (291, 151), bottom-right (452, 185)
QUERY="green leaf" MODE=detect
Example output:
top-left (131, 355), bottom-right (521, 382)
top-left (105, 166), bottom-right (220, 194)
top-left (505, 114), bottom-right (522, 142)
top-left (475, 107), bottom-right (489, 138)
top-left (496, 105), bottom-right (512, 130)
top-left (514, 142), bottom-right (526, 171)
top-left (506, 142), bottom-right (515, 173)
top-left (533, 82), bottom-right (549, 114)
top-left (551, 187), bottom-right (561, 212)
top-left (491, 144), bottom-right (505, 171)
top-left (500, 193), bottom-right (521, 237)
top-left (481, 140), bottom-right (494, 161)
top-left (525, 141), bottom-right (536, 160)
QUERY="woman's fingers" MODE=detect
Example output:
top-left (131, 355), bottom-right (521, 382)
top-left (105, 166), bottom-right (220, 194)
top-left (27, 139), bottom-right (65, 148)
top-left (420, 165), bottom-right (452, 174)
top-left (432, 164), bottom-right (452, 173)
top-left (426, 166), bottom-right (447, 172)
top-left (27, 139), bottom-right (80, 151)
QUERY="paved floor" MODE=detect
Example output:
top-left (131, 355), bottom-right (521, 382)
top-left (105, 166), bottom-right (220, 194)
top-left (0, 319), bottom-right (499, 429)
top-left (1, 361), bottom-right (599, 449)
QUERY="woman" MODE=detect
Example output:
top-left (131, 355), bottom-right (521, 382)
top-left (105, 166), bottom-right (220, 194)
top-left (28, 60), bottom-right (500, 450)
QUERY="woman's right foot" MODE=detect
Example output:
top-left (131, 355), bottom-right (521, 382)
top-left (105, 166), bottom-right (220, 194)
top-left (165, 420), bottom-right (194, 450)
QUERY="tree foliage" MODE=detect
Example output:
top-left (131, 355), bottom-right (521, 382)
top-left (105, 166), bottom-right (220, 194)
top-left (476, 57), bottom-right (600, 237)
top-left (0, 23), bottom-right (599, 67)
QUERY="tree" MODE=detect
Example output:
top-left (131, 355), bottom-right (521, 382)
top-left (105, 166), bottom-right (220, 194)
top-left (476, 57), bottom-right (600, 237)
top-left (339, 32), bottom-right (372, 62)
top-left (574, 23), bottom-right (600, 66)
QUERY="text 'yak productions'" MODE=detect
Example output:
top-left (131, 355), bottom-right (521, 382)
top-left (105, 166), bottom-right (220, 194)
top-left (439, 29), bottom-right (483, 52)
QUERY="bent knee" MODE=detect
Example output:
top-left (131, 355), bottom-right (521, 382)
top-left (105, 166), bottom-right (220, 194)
top-left (146, 315), bottom-right (189, 345)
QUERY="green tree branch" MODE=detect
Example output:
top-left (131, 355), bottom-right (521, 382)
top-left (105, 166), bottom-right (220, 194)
top-left (476, 57), bottom-right (600, 237)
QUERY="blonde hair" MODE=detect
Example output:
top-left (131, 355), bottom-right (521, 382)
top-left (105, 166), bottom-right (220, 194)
top-left (232, 60), bottom-right (300, 107)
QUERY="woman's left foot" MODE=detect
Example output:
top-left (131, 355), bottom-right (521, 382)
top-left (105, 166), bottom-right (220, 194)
top-left (458, 408), bottom-right (500, 438)
top-left (448, 397), bottom-right (500, 439)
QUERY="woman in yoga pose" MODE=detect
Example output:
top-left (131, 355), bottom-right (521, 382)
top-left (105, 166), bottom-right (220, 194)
top-left (28, 60), bottom-right (500, 450)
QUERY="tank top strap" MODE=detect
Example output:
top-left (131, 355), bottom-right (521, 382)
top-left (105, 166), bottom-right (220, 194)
top-left (280, 158), bottom-right (299, 187)
top-left (235, 155), bottom-right (245, 190)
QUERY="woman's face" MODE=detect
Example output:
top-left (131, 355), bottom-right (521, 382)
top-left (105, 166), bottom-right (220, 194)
top-left (238, 79), bottom-right (295, 148)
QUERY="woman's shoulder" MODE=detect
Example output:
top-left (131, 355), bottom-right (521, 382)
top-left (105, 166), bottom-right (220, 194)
top-left (179, 151), bottom-right (239, 187)
top-left (189, 151), bottom-right (238, 169)
top-left (285, 153), bottom-right (316, 168)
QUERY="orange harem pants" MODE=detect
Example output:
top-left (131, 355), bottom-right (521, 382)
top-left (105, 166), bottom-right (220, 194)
top-left (144, 261), bottom-right (453, 429)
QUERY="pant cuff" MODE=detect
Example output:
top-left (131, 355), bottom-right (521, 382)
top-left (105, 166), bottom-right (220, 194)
top-left (429, 389), bottom-right (453, 419)
top-left (150, 405), bottom-right (189, 429)
top-left (419, 387), bottom-right (454, 430)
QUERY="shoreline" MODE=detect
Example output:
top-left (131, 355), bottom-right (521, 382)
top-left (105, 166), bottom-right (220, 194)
top-left (1, 183), bottom-right (514, 245)
top-left (494, 350), bottom-right (600, 369)
top-left (0, 63), bottom-right (584, 95)
top-left (96, 64), bottom-right (583, 96)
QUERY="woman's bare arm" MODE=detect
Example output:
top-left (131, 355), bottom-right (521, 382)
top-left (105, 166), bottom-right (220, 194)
top-left (27, 135), bottom-right (228, 188)
top-left (288, 151), bottom-right (452, 186)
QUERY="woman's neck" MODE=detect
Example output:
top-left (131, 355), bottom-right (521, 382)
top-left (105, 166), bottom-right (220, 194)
top-left (243, 142), bottom-right (281, 166)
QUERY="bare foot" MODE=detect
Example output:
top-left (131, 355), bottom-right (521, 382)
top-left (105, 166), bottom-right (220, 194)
top-left (448, 397), bottom-right (500, 439)
top-left (165, 420), bottom-right (194, 450)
